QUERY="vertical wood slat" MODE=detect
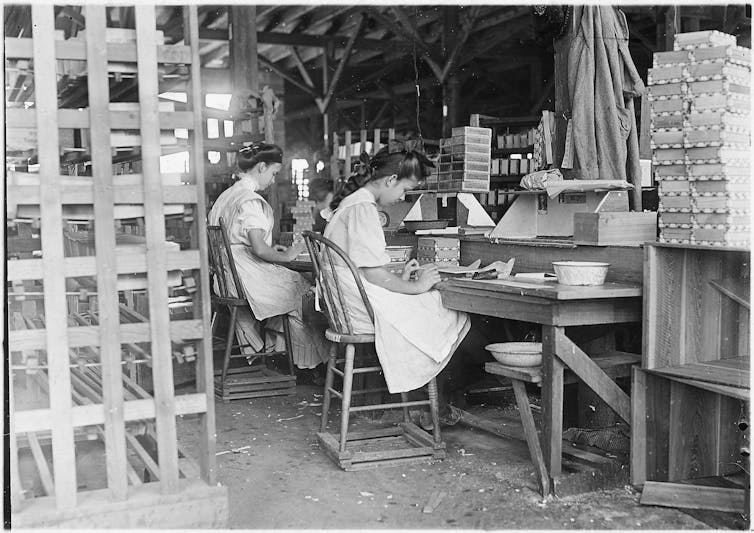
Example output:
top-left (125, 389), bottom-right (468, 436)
top-left (185, 4), bottom-right (217, 485)
top-left (344, 130), bottom-right (352, 178)
top-left (84, 4), bottom-right (128, 500)
top-left (135, 4), bottom-right (180, 494)
top-left (331, 132), bottom-right (339, 182)
top-left (373, 128), bottom-right (380, 155)
top-left (360, 129), bottom-right (367, 157)
top-left (31, 4), bottom-right (78, 510)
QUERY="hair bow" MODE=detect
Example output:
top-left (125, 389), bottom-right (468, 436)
top-left (352, 152), bottom-right (372, 177)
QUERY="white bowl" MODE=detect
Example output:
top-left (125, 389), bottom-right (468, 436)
top-left (552, 261), bottom-right (610, 286)
top-left (485, 342), bottom-right (543, 367)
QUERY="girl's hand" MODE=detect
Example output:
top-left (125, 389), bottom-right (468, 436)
top-left (283, 242), bottom-right (306, 262)
top-left (415, 264), bottom-right (441, 292)
top-left (273, 244), bottom-right (287, 252)
top-left (401, 259), bottom-right (421, 281)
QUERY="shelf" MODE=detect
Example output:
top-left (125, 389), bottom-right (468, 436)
top-left (647, 357), bottom-right (749, 389)
top-left (492, 147), bottom-right (535, 156)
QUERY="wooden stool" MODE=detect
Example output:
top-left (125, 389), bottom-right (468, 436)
top-left (208, 218), bottom-right (296, 402)
top-left (304, 231), bottom-right (446, 471)
top-left (485, 351), bottom-right (641, 495)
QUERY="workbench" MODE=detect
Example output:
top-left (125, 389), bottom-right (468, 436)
top-left (437, 275), bottom-right (642, 494)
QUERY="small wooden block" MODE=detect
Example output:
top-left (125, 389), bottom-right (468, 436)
top-left (423, 490), bottom-right (447, 513)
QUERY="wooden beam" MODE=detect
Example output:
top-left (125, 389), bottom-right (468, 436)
top-left (439, 6), bottom-right (480, 83)
top-left (259, 54), bottom-right (318, 98)
top-left (640, 481), bottom-right (747, 513)
top-left (230, 6), bottom-right (258, 94)
top-left (290, 46), bottom-right (315, 89)
top-left (84, 3), bottom-right (128, 501)
top-left (665, 6), bottom-right (680, 51)
top-left (31, 3), bottom-right (77, 510)
top-left (317, 14), bottom-right (364, 113)
top-left (135, 4), bottom-right (179, 494)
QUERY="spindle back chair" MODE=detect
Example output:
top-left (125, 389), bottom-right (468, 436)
top-left (303, 231), bottom-right (445, 470)
top-left (207, 218), bottom-right (295, 400)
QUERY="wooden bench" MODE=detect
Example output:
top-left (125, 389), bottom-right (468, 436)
top-left (484, 351), bottom-right (641, 495)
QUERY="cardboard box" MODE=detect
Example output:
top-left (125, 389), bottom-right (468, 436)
top-left (573, 212), bottom-right (658, 246)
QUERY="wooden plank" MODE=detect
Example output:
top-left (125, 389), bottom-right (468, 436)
top-left (553, 329), bottom-right (631, 424)
top-left (7, 249), bottom-right (200, 282)
top-left (15, 394), bottom-right (208, 434)
top-left (9, 319), bottom-right (203, 352)
top-left (709, 279), bottom-right (750, 310)
top-left (7, 184), bottom-right (198, 206)
top-left (512, 379), bottom-right (550, 495)
top-left (344, 130), bottom-right (352, 178)
top-left (6, 108), bottom-right (195, 129)
top-left (444, 277), bottom-right (642, 301)
top-left (186, 4), bottom-right (218, 486)
top-left (640, 481), bottom-right (747, 513)
top-left (668, 381), bottom-right (720, 481)
top-left (11, 480), bottom-right (228, 529)
top-left (650, 364), bottom-right (749, 389)
top-left (32, 4), bottom-right (77, 510)
top-left (135, 4), bottom-right (179, 494)
top-left (664, 376), bottom-right (749, 401)
top-left (85, 4), bottom-right (128, 501)
top-left (685, 250), bottom-right (723, 364)
top-left (27, 432), bottom-right (55, 496)
top-left (631, 368), bottom-right (648, 486)
top-left (541, 325), bottom-right (564, 477)
top-left (4, 37), bottom-right (192, 64)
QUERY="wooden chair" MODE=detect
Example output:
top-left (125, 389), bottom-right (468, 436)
top-left (303, 231), bottom-right (446, 471)
top-left (207, 217), bottom-right (296, 402)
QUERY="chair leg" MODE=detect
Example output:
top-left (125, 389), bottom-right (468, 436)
top-left (320, 343), bottom-right (337, 433)
top-left (427, 378), bottom-right (442, 445)
top-left (281, 315), bottom-right (296, 377)
top-left (400, 393), bottom-right (411, 424)
top-left (511, 379), bottom-right (550, 496)
top-left (339, 344), bottom-right (356, 454)
top-left (221, 306), bottom-right (238, 383)
top-left (210, 310), bottom-right (218, 339)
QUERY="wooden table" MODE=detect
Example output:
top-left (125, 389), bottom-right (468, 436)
top-left (437, 276), bottom-right (642, 491)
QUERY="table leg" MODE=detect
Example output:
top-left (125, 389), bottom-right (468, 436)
top-left (542, 325), bottom-right (565, 479)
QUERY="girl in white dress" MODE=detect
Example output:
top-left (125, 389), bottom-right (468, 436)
top-left (209, 143), bottom-right (329, 372)
top-left (323, 148), bottom-right (471, 415)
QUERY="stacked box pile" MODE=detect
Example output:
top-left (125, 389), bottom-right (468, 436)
top-left (385, 245), bottom-right (414, 276)
top-left (438, 126), bottom-right (492, 192)
top-left (417, 237), bottom-right (460, 267)
top-left (289, 199), bottom-right (315, 244)
top-left (649, 30), bottom-right (751, 247)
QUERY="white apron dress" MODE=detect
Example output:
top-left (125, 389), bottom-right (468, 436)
top-left (208, 176), bottom-right (329, 369)
top-left (322, 188), bottom-right (471, 393)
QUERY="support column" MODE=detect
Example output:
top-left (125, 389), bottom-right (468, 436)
top-left (441, 7), bottom-right (460, 138)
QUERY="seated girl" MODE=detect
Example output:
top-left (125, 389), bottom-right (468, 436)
top-left (209, 142), bottom-right (329, 375)
top-left (322, 147), bottom-right (471, 419)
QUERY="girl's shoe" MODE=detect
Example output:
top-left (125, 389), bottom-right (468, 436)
top-left (416, 405), bottom-right (461, 432)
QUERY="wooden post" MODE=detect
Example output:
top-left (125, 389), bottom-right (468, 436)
top-left (553, 15), bottom-right (574, 176)
top-left (230, 6), bottom-right (259, 97)
top-left (441, 7), bottom-right (459, 139)
top-left (135, 4), bottom-right (179, 494)
top-left (85, 4), bottom-right (128, 500)
top-left (665, 6), bottom-right (680, 51)
top-left (185, 4), bottom-right (217, 485)
top-left (32, 3), bottom-right (78, 510)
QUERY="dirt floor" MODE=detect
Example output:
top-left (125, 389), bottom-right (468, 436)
top-left (177, 385), bottom-right (722, 530)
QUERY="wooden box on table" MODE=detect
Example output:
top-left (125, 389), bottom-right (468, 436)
top-left (631, 242), bottom-right (750, 514)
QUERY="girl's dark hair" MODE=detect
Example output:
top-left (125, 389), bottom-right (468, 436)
top-left (329, 146), bottom-right (434, 210)
top-left (309, 177), bottom-right (333, 203)
top-left (236, 142), bottom-right (283, 172)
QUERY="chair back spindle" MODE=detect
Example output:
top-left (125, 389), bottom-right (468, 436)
top-left (207, 217), bottom-right (246, 300)
top-left (303, 231), bottom-right (375, 336)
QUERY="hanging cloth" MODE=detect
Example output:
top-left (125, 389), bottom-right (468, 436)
top-left (567, 6), bottom-right (645, 182)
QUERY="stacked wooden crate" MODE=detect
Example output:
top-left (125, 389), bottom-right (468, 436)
top-left (5, 5), bottom-right (227, 527)
top-left (290, 199), bottom-right (315, 245)
top-left (649, 30), bottom-right (750, 247)
top-left (438, 126), bottom-right (492, 192)
top-left (417, 237), bottom-right (460, 267)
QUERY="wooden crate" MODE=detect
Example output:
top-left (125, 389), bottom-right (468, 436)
top-left (573, 212), bottom-right (658, 246)
top-left (6, 6), bottom-right (227, 527)
top-left (214, 366), bottom-right (296, 403)
top-left (632, 243), bottom-right (750, 488)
